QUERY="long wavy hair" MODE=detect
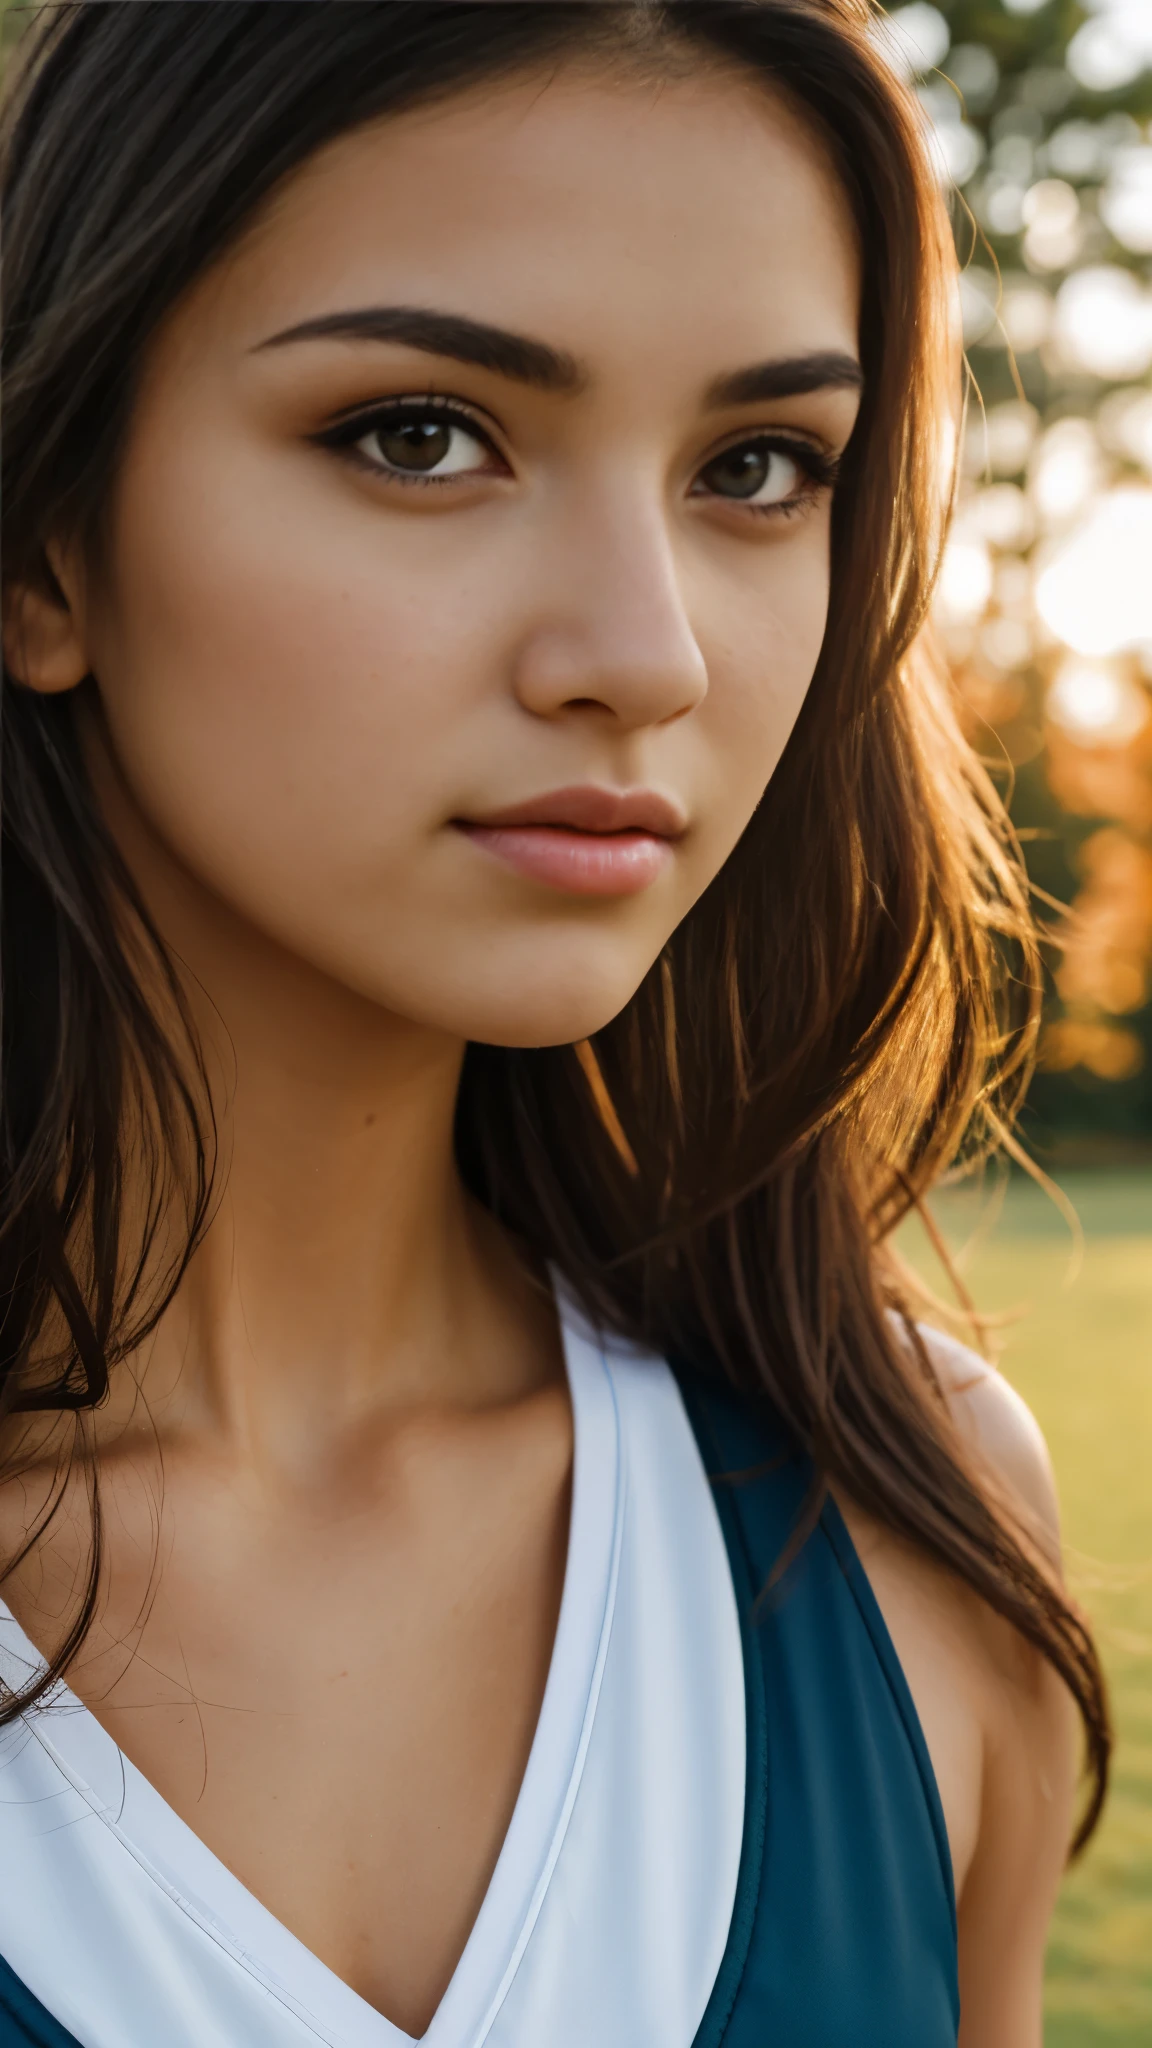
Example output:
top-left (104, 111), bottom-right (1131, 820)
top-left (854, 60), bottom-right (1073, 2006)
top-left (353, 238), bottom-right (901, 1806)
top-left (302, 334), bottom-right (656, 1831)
top-left (0, 0), bottom-right (1109, 1846)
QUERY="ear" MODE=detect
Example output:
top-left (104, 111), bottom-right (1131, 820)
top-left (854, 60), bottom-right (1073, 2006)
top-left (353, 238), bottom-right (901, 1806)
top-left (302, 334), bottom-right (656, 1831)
top-left (2, 545), bottom-right (90, 695)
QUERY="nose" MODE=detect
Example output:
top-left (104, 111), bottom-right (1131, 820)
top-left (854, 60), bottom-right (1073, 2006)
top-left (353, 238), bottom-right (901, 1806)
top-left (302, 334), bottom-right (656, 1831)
top-left (511, 499), bottom-right (708, 730)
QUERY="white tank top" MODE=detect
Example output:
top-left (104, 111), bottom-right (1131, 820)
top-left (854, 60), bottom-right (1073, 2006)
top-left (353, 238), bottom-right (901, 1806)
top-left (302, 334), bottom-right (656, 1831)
top-left (0, 1295), bottom-right (745, 2048)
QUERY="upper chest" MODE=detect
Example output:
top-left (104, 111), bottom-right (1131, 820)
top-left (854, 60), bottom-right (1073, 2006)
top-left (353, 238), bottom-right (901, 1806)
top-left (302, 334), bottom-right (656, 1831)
top-left (0, 1341), bottom-right (748, 2048)
top-left (4, 1389), bottom-right (573, 2032)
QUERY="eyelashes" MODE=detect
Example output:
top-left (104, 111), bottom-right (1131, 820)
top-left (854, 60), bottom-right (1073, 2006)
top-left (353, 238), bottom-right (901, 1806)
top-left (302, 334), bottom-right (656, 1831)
top-left (691, 433), bottom-right (840, 517)
top-left (316, 395), bottom-right (841, 515)
top-left (316, 395), bottom-right (503, 483)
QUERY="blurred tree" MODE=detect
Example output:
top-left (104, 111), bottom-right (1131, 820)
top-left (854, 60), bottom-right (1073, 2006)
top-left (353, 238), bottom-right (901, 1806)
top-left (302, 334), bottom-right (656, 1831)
top-left (897, 0), bottom-right (1152, 1154)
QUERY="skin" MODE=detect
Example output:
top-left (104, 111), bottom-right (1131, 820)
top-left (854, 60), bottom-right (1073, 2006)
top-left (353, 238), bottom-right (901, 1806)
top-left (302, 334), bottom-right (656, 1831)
top-left (3, 61), bottom-right (1073, 2043)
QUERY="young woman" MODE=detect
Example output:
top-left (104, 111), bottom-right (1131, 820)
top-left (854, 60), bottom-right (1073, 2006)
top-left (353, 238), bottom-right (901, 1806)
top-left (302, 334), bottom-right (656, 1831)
top-left (0, 4), bottom-right (1109, 2044)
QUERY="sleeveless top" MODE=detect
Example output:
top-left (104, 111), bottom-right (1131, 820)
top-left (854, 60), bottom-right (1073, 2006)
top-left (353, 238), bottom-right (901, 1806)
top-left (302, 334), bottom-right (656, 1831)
top-left (0, 1305), bottom-right (960, 2047)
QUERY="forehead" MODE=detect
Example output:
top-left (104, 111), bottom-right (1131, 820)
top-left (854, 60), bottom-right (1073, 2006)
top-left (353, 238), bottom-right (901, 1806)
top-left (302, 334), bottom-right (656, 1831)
top-left (203, 62), bottom-right (860, 379)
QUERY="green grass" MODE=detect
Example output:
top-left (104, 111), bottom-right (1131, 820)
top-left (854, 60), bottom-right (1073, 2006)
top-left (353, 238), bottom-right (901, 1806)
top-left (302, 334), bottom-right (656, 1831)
top-left (901, 1172), bottom-right (1152, 2042)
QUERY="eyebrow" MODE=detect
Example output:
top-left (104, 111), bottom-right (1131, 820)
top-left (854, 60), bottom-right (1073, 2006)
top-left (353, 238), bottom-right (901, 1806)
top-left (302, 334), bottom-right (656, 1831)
top-left (256, 305), bottom-right (585, 393)
top-left (256, 303), bottom-right (862, 409)
top-left (705, 351), bottom-right (863, 408)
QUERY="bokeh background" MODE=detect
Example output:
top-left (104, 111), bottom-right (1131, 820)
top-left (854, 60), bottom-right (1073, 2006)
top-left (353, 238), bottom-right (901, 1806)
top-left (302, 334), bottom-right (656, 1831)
top-left (891, 0), bottom-right (1152, 1156)
top-left (1, 0), bottom-right (1150, 2036)
top-left (884, 1), bottom-right (1152, 2036)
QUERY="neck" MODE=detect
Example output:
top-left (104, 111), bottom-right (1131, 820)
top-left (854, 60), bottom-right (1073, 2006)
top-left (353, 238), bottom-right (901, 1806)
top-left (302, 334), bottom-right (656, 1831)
top-left (89, 744), bottom-right (559, 1476)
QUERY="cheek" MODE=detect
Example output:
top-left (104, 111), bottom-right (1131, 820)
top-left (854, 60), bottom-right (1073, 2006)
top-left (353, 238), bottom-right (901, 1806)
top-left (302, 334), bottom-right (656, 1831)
top-left (88, 431), bottom-right (503, 914)
top-left (691, 533), bottom-right (830, 863)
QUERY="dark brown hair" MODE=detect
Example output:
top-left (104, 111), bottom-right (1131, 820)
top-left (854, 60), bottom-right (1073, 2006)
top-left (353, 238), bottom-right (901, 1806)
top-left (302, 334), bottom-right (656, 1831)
top-left (0, 0), bottom-right (1108, 1847)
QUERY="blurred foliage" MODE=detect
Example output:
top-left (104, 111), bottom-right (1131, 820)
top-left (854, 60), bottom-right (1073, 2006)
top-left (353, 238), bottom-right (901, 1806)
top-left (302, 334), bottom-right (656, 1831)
top-left (902, 0), bottom-right (1152, 1154)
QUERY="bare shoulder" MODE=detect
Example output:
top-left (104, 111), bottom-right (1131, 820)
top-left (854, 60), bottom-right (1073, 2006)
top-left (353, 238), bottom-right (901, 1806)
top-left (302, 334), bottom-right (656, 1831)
top-left (896, 1326), bottom-right (1078, 2043)
top-left (913, 1322), bottom-right (1061, 1567)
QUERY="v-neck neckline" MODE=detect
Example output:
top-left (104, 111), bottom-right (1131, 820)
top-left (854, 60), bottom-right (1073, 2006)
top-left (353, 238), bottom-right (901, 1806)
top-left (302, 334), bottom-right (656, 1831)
top-left (0, 1300), bottom-right (625, 2048)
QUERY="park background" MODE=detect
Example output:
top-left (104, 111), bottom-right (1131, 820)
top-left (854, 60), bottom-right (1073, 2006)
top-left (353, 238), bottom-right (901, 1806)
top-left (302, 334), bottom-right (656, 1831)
top-left (875, 2), bottom-right (1152, 2037)
top-left (1, 0), bottom-right (1150, 2037)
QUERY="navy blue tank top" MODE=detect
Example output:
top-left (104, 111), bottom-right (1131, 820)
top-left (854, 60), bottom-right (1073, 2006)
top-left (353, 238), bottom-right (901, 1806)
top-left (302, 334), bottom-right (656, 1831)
top-left (0, 1370), bottom-right (959, 2047)
top-left (678, 1369), bottom-right (959, 2045)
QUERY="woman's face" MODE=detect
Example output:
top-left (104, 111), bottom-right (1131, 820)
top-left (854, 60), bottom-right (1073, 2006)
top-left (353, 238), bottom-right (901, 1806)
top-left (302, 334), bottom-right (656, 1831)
top-left (63, 61), bottom-right (861, 1046)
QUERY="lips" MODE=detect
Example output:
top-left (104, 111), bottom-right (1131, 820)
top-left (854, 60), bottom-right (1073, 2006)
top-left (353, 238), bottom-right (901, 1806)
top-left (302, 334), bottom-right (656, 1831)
top-left (453, 783), bottom-right (685, 897)
top-left (462, 784), bottom-right (687, 838)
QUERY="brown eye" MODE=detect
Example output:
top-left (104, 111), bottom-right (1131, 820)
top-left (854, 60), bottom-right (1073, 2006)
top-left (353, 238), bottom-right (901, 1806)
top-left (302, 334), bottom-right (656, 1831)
top-left (374, 420), bottom-right (454, 471)
top-left (352, 409), bottom-right (493, 478)
top-left (696, 440), bottom-right (803, 505)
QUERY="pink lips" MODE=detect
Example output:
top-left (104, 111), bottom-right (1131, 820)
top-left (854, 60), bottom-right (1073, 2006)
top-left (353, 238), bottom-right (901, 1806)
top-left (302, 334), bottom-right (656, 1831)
top-left (454, 785), bottom-right (685, 897)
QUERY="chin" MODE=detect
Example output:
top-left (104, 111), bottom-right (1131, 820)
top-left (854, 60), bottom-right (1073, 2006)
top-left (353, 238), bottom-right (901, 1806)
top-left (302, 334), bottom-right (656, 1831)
top-left (462, 996), bottom-right (638, 1052)
top-left (439, 949), bottom-right (656, 1051)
